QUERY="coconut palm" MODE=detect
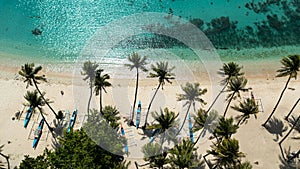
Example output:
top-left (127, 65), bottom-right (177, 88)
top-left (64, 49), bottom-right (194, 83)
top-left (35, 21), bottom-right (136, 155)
top-left (142, 142), bottom-right (169, 169)
top-left (124, 52), bottom-right (148, 126)
top-left (232, 98), bottom-right (259, 126)
top-left (147, 107), bottom-right (179, 150)
top-left (263, 55), bottom-right (300, 127)
top-left (214, 117), bottom-right (239, 140)
top-left (94, 69), bottom-right (111, 114)
top-left (176, 82), bottom-right (207, 135)
top-left (81, 61), bottom-right (99, 116)
top-left (0, 145), bottom-right (10, 169)
top-left (142, 61), bottom-right (175, 130)
top-left (207, 138), bottom-right (245, 168)
top-left (193, 109), bottom-right (220, 145)
top-left (19, 63), bottom-right (61, 120)
top-left (24, 90), bottom-right (54, 136)
top-left (169, 139), bottom-right (205, 169)
top-left (223, 76), bottom-right (249, 117)
top-left (207, 62), bottom-right (244, 113)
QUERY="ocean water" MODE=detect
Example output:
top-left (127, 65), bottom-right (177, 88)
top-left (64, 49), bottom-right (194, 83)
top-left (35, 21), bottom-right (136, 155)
top-left (1, 0), bottom-right (300, 66)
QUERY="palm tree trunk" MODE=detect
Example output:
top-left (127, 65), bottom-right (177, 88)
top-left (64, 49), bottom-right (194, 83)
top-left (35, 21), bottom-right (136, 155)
top-left (263, 76), bottom-right (291, 127)
top-left (279, 114), bottom-right (300, 145)
top-left (37, 108), bottom-right (57, 144)
top-left (87, 82), bottom-right (93, 117)
top-left (176, 103), bottom-right (192, 135)
top-left (0, 152), bottom-right (10, 169)
top-left (207, 83), bottom-right (228, 113)
top-left (142, 83), bottom-right (162, 129)
top-left (33, 80), bottom-right (58, 119)
top-left (223, 92), bottom-right (236, 117)
top-left (130, 69), bottom-right (139, 123)
top-left (100, 89), bottom-right (103, 115)
top-left (236, 117), bottom-right (243, 126)
top-left (284, 98), bottom-right (300, 121)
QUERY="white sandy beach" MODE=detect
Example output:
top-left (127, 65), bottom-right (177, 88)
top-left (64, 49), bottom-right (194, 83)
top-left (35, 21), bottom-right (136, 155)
top-left (0, 58), bottom-right (299, 169)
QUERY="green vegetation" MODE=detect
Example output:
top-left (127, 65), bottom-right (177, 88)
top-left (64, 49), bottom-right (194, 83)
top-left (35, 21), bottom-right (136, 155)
top-left (124, 52), bottom-right (148, 126)
top-left (16, 54), bottom-right (299, 168)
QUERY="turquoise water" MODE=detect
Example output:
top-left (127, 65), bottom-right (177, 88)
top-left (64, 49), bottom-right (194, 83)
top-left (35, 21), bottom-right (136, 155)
top-left (0, 0), bottom-right (300, 63)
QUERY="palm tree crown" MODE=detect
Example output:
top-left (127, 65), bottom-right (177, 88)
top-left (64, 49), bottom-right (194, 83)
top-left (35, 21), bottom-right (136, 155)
top-left (24, 90), bottom-right (54, 134)
top-left (232, 98), bottom-right (259, 125)
top-left (148, 61), bottom-right (175, 89)
top-left (81, 61), bottom-right (99, 84)
top-left (124, 52), bottom-right (148, 125)
top-left (19, 63), bottom-right (46, 88)
top-left (207, 138), bottom-right (244, 168)
top-left (176, 82), bottom-right (207, 135)
top-left (276, 54), bottom-right (300, 79)
top-left (218, 62), bottom-right (244, 85)
top-left (148, 108), bottom-right (179, 133)
top-left (223, 76), bottom-right (249, 117)
top-left (214, 117), bottom-right (239, 140)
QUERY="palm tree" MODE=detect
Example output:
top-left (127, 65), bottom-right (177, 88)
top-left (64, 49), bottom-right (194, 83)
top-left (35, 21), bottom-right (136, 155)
top-left (0, 145), bottom-right (10, 169)
top-left (147, 107), bottom-right (179, 150)
top-left (223, 76), bottom-right (249, 117)
top-left (169, 139), bottom-right (204, 169)
top-left (176, 82), bottom-right (207, 135)
top-left (24, 90), bottom-right (54, 135)
top-left (207, 138), bottom-right (245, 168)
top-left (232, 98), bottom-right (259, 126)
top-left (263, 55), bottom-right (300, 127)
top-left (193, 109), bottom-right (220, 145)
top-left (142, 142), bottom-right (168, 169)
top-left (214, 117), bottom-right (239, 140)
top-left (94, 69), bottom-right (111, 114)
top-left (207, 62), bottom-right (244, 113)
top-left (124, 52), bottom-right (148, 126)
top-left (142, 61), bottom-right (175, 130)
top-left (81, 61), bottom-right (99, 117)
top-left (19, 63), bottom-right (61, 120)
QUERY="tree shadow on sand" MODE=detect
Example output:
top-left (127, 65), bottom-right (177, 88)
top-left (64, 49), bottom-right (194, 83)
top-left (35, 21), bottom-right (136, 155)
top-left (288, 115), bottom-right (300, 139)
top-left (265, 117), bottom-right (288, 142)
top-left (279, 147), bottom-right (300, 169)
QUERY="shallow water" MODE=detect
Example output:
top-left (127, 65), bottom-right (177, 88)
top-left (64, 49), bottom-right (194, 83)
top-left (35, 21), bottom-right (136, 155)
top-left (0, 0), bottom-right (299, 64)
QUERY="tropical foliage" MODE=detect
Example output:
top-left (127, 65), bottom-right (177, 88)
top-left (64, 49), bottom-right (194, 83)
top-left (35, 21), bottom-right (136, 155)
top-left (124, 52), bottom-right (148, 125)
top-left (263, 54), bottom-right (300, 126)
top-left (232, 98), bottom-right (259, 125)
top-left (81, 61), bottom-right (99, 116)
top-left (177, 82), bottom-right (207, 134)
top-left (94, 69), bottom-right (111, 114)
top-left (143, 61), bottom-right (175, 129)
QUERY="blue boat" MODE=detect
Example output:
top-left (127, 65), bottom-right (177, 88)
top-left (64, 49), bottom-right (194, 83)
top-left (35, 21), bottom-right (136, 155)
top-left (24, 107), bottom-right (33, 128)
top-left (120, 123), bottom-right (128, 154)
top-left (32, 118), bottom-right (45, 149)
top-left (67, 109), bottom-right (77, 133)
top-left (149, 128), bottom-right (161, 143)
top-left (135, 101), bottom-right (141, 129)
top-left (188, 113), bottom-right (194, 143)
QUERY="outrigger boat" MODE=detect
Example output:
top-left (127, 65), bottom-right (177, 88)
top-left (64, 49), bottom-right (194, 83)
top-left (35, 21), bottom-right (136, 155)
top-left (188, 113), bottom-right (194, 143)
top-left (32, 118), bottom-right (45, 149)
top-left (136, 101), bottom-right (142, 129)
top-left (24, 107), bottom-right (33, 128)
top-left (120, 123), bottom-right (128, 154)
top-left (67, 109), bottom-right (77, 133)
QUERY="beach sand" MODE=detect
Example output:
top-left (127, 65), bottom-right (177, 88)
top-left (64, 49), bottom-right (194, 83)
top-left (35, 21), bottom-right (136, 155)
top-left (0, 58), bottom-right (299, 169)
